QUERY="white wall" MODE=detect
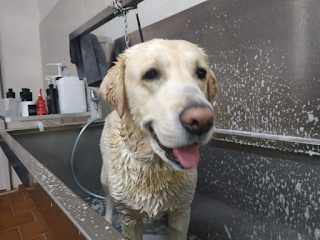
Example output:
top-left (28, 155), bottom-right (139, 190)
top-left (94, 0), bottom-right (206, 40)
top-left (10, 166), bottom-right (22, 190)
top-left (0, 0), bottom-right (42, 190)
top-left (39, 0), bottom-right (206, 78)
top-left (0, 0), bottom-right (43, 99)
top-left (38, 0), bottom-right (60, 22)
top-left (0, 148), bottom-right (10, 191)
top-left (0, 147), bottom-right (22, 191)
top-left (39, 0), bottom-right (113, 78)
top-left (0, 0), bottom-right (206, 99)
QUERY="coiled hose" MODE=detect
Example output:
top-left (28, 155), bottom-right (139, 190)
top-left (70, 117), bottom-right (106, 200)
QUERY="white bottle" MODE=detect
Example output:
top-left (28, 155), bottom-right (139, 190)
top-left (56, 76), bottom-right (87, 114)
top-left (46, 63), bottom-right (87, 114)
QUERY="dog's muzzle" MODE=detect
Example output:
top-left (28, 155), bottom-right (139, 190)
top-left (179, 104), bottom-right (214, 135)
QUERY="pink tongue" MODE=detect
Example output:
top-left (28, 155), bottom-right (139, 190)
top-left (173, 144), bottom-right (199, 169)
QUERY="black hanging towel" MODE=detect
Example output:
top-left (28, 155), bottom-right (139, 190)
top-left (70, 33), bottom-right (108, 87)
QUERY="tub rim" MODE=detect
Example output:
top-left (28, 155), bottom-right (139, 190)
top-left (0, 130), bottom-right (125, 240)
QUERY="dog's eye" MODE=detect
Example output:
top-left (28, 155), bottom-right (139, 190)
top-left (196, 69), bottom-right (207, 80)
top-left (143, 69), bottom-right (159, 80)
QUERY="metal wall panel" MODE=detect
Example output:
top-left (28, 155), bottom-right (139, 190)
top-left (11, 127), bottom-right (320, 239)
top-left (191, 141), bottom-right (320, 240)
top-left (116, 0), bottom-right (320, 140)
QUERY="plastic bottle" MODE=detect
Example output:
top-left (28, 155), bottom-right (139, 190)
top-left (56, 76), bottom-right (86, 114)
top-left (20, 89), bottom-right (36, 117)
top-left (0, 89), bottom-right (20, 117)
top-left (36, 89), bottom-right (47, 115)
top-left (47, 84), bottom-right (59, 114)
top-left (46, 64), bottom-right (86, 114)
top-left (6, 89), bottom-right (15, 98)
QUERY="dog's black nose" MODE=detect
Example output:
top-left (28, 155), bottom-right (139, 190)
top-left (180, 105), bottom-right (214, 135)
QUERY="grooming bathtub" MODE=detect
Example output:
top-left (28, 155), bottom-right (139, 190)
top-left (1, 124), bottom-right (319, 240)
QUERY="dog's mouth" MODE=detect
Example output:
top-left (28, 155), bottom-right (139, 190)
top-left (149, 127), bottom-right (199, 169)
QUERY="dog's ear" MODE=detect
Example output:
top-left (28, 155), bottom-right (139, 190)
top-left (200, 48), bottom-right (218, 104)
top-left (99, 53), bottom-right (126, 118)
top-left (207, 68), bottom-right (218, 104)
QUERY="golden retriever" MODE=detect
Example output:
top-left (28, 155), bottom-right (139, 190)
top-left (100, 39), bottom-right (218, 240)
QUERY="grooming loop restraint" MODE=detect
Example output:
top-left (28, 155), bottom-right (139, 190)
top-left (110, 0), bottom-right (132, 49)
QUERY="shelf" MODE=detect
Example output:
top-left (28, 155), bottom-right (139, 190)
top-left (0, 112), bottom-right (91, 123)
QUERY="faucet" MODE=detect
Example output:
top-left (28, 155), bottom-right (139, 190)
top-left (90, 89), bottom-right (100, 118)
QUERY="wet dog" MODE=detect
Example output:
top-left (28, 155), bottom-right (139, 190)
top-left (100, 39), bottom-right (218, 240)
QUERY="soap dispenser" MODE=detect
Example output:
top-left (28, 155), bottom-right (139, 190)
top-left (44, 76), bottom-right (59, 114)
top-left (47, 63), bottom-right (86, 114)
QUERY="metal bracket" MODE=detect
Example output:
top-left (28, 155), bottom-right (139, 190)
top-left (35, 122), bottom-right (44, 132)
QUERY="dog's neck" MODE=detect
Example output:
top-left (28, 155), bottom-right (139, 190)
top-left (119, 111), bottom-right (160, 166)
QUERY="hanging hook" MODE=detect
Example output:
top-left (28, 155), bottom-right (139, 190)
top-left (110, 0), bottom-right (130, 48)
top-left (110, 0), bottom-right (144, 47)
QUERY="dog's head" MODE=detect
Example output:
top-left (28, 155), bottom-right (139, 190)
top-left (100, 39), bottom-right (218, 170)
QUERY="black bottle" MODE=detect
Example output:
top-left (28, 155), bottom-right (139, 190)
top-left (47, 84), bottom-right (59, 114)
top-left (6, 89), bottom-right (15, 98)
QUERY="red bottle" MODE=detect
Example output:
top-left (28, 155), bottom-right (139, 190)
top-left (36, 89), bottom-right (47, 115)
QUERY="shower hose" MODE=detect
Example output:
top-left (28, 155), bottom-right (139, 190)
top-left (70, 117), bottom-right (106, 200)
top-left (70, 6), bottom-right (144, 200)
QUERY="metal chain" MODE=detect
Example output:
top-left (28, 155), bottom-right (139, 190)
top-left (124, 11), bottom-right (129, 49)
top-left (110, 0), bottom-right (130, 49)
top-left (110, 0), bottom-right (123, 12)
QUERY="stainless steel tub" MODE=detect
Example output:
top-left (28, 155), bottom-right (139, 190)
top-left (2, 124), bottom-right (319, 239)
top-left (1, 124), bottom-right (123, 240)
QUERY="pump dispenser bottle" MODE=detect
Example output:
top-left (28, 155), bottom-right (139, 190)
top-left (44, 76), bottom-right (59, 114)
top-left (46, 63), bottom-right (86, 114)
